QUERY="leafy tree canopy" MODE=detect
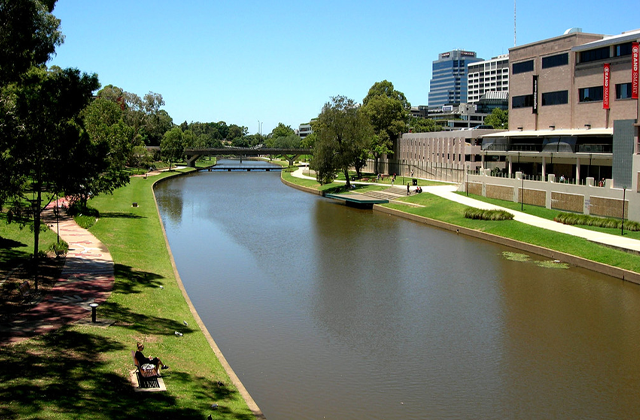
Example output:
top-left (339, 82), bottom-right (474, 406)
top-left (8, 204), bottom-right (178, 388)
top-left (160, 126), bottom-right (185, 169)
top-left (361, 80), bottom-right (410, 173)
top-left (409, 117), bottom-right (443, 133)
top-left (311, 95), bottom-right (373, 187)
top-left (0, 0), bottom-right (64, 84)
top-left (483, 108), bottom-right (508, 129)
top-left (270, 122), bottom-right (295, 139)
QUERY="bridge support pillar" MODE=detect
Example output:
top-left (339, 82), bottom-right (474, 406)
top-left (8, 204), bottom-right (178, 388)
top-left (186, 155), bottom-right (201, 167)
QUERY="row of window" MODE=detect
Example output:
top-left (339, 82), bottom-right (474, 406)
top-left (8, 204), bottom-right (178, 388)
top-left (511, 42), bottom-right (635, 74)
top-left (512, 82), bottom-right (634, 108)
top-left (579, 83), bottom-right (634, 102)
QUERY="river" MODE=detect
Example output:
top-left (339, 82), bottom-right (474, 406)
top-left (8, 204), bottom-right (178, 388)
top-left (155, 160), bottom-right (640, 419)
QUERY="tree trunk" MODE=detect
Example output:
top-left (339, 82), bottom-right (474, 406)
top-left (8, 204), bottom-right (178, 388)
top-left (33, 184), bottom-right (41, 290)
top-left (343, 169), bottom-right (351, 189)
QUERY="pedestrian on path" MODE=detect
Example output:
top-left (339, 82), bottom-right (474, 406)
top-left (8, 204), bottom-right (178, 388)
top-left (407, 182), bottom-right (410, 195)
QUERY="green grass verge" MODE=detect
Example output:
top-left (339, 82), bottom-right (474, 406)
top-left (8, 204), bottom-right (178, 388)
top-left (385, 194), bottom-right (640, 273)
top-left (0, 169), bottom-right (255, 420)
top-left (454, 191), bottom-right (640, 240)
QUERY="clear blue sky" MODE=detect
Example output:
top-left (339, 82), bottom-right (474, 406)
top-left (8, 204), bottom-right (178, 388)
top-left (49, 0), bottom-right (638, 135)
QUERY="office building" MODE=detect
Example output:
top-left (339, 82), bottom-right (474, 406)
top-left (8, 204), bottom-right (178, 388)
top-left (467, 54), bottom-right (510, 104)
top-left (428, 50), bottom-right (483, 108)
top-left (469, 28), bottom-right (640, 221)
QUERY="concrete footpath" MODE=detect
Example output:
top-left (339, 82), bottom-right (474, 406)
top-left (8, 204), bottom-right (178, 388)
top-left (0, 198), bottom-right (115, 346)
top-left (291, 167), bottom-right (640, 254)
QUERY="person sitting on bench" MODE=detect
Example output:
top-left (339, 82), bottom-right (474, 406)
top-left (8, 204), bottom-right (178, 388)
top-left (135, 342), bottom-right (169, 370)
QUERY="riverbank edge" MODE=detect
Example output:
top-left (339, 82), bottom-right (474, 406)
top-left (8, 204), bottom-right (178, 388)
top-left (280, 175), bottom-right (640, 285)
top-left (152, 170), bottom-right (266, 420)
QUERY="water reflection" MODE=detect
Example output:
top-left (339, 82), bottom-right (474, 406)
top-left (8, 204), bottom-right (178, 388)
top-left (155, 168), bottom-right (640, 419)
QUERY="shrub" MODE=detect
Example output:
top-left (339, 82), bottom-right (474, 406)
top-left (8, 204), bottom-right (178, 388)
top-left (554, 212), bottom-right (640, 232)
top-left (464, 207), bottom-right (514, 221)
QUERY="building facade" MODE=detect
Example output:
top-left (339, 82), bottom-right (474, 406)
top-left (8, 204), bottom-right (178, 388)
top-left (428, 50), bottom-right (483, 108)
top-left (470, 29), bottom-right (640, 221)
top-left (298, 123), bottom-right (313, 139)
top-left (397, 129), bottom-right (504, 183)
top-left (467, 54), bottom-right (510, 104)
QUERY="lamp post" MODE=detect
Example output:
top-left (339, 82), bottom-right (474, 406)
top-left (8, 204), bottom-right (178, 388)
top-left (622, 188), bottom-right (626, 235)
top-left (521, 172), bottom-right (524, 211)
top-left (466, 164), bottom-right (469, 196)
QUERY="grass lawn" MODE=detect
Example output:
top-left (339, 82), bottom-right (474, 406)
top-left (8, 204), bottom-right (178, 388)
top-left (386, 193), bottom-right (640, 273)
top-left (0, 170), bottom-right (255, 420)
top-left (454, 191), bottom-right (640, 240)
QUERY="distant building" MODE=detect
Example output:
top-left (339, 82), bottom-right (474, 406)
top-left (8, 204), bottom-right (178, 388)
top-left (474, 91), bottom-right (509, 114)
top-left (298, 122), bottom-right (313, 139)
top-left (428, 50), bottom-right (483, 107)
top-left (467, 54), bottom-right (510, 104)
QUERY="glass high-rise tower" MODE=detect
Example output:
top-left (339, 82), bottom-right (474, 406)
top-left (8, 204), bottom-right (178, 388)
top-left (428, 50), bottom-right (483, 108)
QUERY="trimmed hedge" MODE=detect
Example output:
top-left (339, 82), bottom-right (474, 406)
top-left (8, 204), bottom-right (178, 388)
top-left (464, 207), bottom-right (514, 221)
top-left (554, 212), bottom-right (640, 231)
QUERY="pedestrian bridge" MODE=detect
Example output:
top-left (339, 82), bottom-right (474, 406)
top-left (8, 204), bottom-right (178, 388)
top-left (184, 147), bottom-right (312, 167)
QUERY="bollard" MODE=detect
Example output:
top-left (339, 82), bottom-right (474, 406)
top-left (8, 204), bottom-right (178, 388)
top-left (89, 303), bottom-right (99, 323)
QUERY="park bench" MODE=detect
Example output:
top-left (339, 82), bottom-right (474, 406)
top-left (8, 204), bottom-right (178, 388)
top-left (131, 350), bottom-right (160, 387)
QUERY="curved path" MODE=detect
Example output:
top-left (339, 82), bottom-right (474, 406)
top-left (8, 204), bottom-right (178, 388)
top-left (0, 199), bottom-right (114, 345)
top-left (291, 167), bottom-right (640, 254)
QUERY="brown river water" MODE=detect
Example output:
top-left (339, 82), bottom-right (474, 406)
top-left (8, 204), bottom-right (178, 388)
top-left (154, 160), bottom-right (640, 419)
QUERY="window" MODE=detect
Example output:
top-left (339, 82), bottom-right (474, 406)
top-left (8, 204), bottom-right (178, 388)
top-left (542, 53), bottom-right (569, 69)
top-left (542, 90), bottom-right (568, 106)
top-left (512, 94), bottom-right (534, 108)
top-left (616, 83), bottom-right (633, 99)
top-left (614, 42), bottom-right (633, 57)
top-left (512, 60), bottom-right (534, 74)
top-left (579, 86), bottom-right (603, 102)
top-left (579, 46), bottom-right (610, 63)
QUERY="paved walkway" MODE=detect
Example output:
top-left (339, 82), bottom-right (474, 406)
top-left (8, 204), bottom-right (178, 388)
top-left (0, 198), bottom-right (115, 345)
top-left (291, 167), bottom-right (640, 254)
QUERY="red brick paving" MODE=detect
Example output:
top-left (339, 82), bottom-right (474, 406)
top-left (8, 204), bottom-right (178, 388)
top-left (0, 199), bottom-right (114, 345)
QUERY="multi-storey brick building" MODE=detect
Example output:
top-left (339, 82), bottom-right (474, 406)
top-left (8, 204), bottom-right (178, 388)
top-left (469, 28), bottom-right (640, 221)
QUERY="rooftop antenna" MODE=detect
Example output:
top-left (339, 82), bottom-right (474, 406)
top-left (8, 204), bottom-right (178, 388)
top-left (514, 0), bottom-right (517, 46)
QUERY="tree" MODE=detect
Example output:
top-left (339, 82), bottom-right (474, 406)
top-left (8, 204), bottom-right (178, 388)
top-left (311, 96), bottom-right (373, 188)
top-left (0, 0), bottom-right (64, 84)
top-left (227, 124), bottom-right (247, 141)
top-left (0, 0), bottom-right (63, 208)
top-left (79, 97), bottom-right (135, 205)
top-left (96, 85), bottom-right (170, 149)
top-left (483, 108), bottom-right (508, 129)
top-left (161, 126), bottom-right (185, 170)
top-left (270, 122), bottom-right (295, 139)
top-left (361, 80), bottom-right (411, 174)
top-left (409, 117), bottom-right (442, 133)
top-left (8, 66), bottom-right (100, 264)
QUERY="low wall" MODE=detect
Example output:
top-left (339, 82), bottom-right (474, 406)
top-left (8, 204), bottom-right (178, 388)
top-left (280, 175), bottom-right (322, 195)
top-left (466, 171), bottom-right (636, 222)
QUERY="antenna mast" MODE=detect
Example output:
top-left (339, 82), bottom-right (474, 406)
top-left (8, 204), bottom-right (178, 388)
top-left (514, 0), bottom-right (517, 46)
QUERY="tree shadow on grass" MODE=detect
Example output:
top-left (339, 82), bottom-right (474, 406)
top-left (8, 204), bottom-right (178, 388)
top-left (0, 329), bottom-right (254, 420)
top-left (0, 237), bottom-right (27, 250)
top-left (98, 212), bottom-right (145, 219)
top-left (100, 301), bottom-right (191, 337)
top-left (112, 263), bottom-right (164, 294)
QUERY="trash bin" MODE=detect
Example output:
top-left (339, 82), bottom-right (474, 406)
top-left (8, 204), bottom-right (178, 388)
top-left (412, 179), bottom-right (417, 186)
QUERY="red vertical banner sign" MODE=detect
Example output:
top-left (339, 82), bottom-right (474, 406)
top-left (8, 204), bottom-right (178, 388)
top-left (632, 42), bottom-right (639, 99)
top-left (603, 63), bottom-right (610, 109)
